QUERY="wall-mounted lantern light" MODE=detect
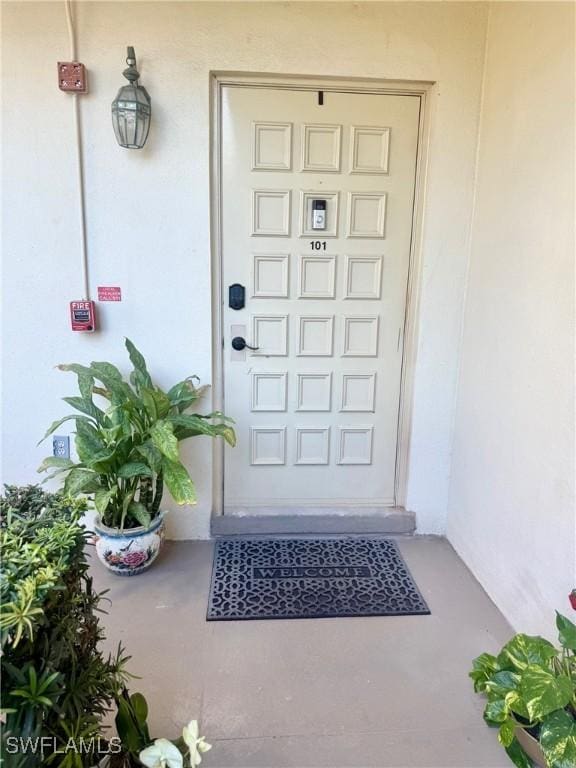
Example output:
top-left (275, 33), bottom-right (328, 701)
top-left (111, 46), bottom-right (151, 149)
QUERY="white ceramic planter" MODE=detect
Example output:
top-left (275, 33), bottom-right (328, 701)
top-left (93, 513), bottom-right (166, 576)
top-left (515, 727), bottom-right (547, 768)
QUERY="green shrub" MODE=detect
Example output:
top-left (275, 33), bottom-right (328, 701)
top-left (0, 486), bottom-right (130, 768)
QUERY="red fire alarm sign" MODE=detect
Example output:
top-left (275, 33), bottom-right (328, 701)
top-left (97, 286), bottom-right (122, 302)
top-left (70, 300), bottom-right (96, 332)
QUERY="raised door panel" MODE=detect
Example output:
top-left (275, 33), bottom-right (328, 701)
top-left (251, 253), bottom-right (290, 298)
top-left (350, 126), bottom-right (390, 174)
top-left (301, 124), bottom-right (342, 172)
top-left (252, 190), bottom-right (291, 236)
top-left (252, 122), bottom-right (292, 171)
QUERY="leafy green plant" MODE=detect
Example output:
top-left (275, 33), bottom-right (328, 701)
top-left (470, 612), bottom-right (576, 767)
top-left (0, 485), bottom-right (130, 768)
top-left (114, 687), bottom-right (151, 760)
top-left (38, 339), bottom-right (235, 530)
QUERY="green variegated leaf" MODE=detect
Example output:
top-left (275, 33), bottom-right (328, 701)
top-left (140, 389), bottom-right (158, 420)
top-left (136, 442), bottom-right (163, 473)
top-left (169, 414), bottom-right (236, 446)
top-left (506, 689), bottom-right (530, 720)
top-left (498, 634), bottom-right (558, 672)
top-left (90, 361), bottom-right (123, 381)
top-left (470, 651), bottom-right (500, 692)
top-left (117, 462), bottom-right (154, 479)
top-left (38, 414), bottom-right (95, 443)
top-left (140, 388), bottom-right (170, 420)
top-left (486, 671), bottom-right (521, 699)
top-left (125, 339), bottom-right (153, 388)
top-left (150, 388), bottom-right (171, 418)
top-left (167, 378), bottom-right (205, 412)
top-left (130, 369), bottom-right (149, 395)
top-left (499, 717), bottom-right (517, 747)
top-left (162, 458), bottom-right (196, 505)
top-left (196, 410), bottom-right (235, 424)
top-left (520, 665), bottom-right (573, 721)
top-left (57, 363), bottom-right (94, 377)
top-left (120, 491), bottom-right (135, 530)
top-left (40, 467), bottom-right (81, 484)
top-left (150, 420), bottom-right (179, 462)
top-left (89, 448), bottom-right (118, 473)
top-left (94, 488), bottom-right (115, 515)
top-left (540, 709), bottom-right (576, 768)
top-left (556, 612), bottom-right (576, 652)
top-left (75, 420), bottom-right (106, 463)
top-left (221, 425), bottom-right (236, 447)
top-left (90, 363), bottom-right (139, 404)
top-left (63, 468), bottom-right (101, 496)
top-left (62, 396), bottom-right (105, 424)
top-left (169, 426), bottom-right (202, 440)
top-left (127, 502), bottom-right (151, 528)
top-left (108, 399), bottom-right (129, 430)
top-left (484, 698), bottom-right (508, 724)
top-left (78, 372), bottom-right (94, 402)
top-left (168, 414), bottom-right (207, 432)
top-left (37, 456), bottom-right (75, 473)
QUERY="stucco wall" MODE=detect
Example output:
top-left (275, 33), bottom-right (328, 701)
top-left (1, 1), bottom-right (488, 537)
top-left (447, 2), bottom-right (575, 635)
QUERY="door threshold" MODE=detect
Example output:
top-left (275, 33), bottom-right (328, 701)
top-left (211, 507), bottom-right (415, 536)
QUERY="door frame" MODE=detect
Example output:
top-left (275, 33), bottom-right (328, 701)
top-left (210, 71), bottom-right (434, 518)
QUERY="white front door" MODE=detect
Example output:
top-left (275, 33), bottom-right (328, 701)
top-left (219, 84), bottom-right (420, 514)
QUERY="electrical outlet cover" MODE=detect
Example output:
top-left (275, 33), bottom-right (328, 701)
top-left (53, 435), bottom-right (70, 459)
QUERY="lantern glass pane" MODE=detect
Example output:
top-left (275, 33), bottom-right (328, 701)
top-left (111, 84), bottom-right (151, 149)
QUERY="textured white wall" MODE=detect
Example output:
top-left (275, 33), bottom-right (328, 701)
top-left (1, 1), bottom-right (488, 538)
top-left (447, 2), bottom-right (575, 636)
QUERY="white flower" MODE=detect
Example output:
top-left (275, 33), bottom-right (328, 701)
top-left (140, 739), bottom-right (184, 768)
top-left (182, 720), bottom-right (212, 767)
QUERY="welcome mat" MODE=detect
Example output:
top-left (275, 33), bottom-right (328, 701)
top-left (207, 537), bottom-right (430, 621)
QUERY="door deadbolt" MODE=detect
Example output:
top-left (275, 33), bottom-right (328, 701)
top-left (231, 336), bottom-right (259, 351)
top-left (228, 283), bottom-right (245, 310)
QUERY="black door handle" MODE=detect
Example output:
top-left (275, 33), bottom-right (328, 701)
top-left (232, 336), bottom-right (259, 351)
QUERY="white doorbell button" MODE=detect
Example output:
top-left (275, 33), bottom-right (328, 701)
top-left (312, 199), bottom-right (327, 230)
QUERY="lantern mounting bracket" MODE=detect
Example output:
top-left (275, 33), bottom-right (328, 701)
top-left (122, 46), bottom-right (140, 84)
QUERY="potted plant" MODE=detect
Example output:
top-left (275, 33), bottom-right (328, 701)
top-left (470, 610), bottom-right (576, 767)
top-left (38, 339), bottom-right (235, 575)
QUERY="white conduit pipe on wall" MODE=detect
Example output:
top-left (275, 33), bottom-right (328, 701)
top-left (65, 0), bottom-right (90, 300)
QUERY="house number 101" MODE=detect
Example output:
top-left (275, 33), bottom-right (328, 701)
top-left (309, 241), bottom-right (327, 251)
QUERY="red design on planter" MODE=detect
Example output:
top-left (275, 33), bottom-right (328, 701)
top-left (103, 546), bottom-right (154, 571)
top-left (122, 550), bottom-right (148, 568)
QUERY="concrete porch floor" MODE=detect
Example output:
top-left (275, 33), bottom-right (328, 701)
top-left (93, 536), bottom-right (513, 768)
